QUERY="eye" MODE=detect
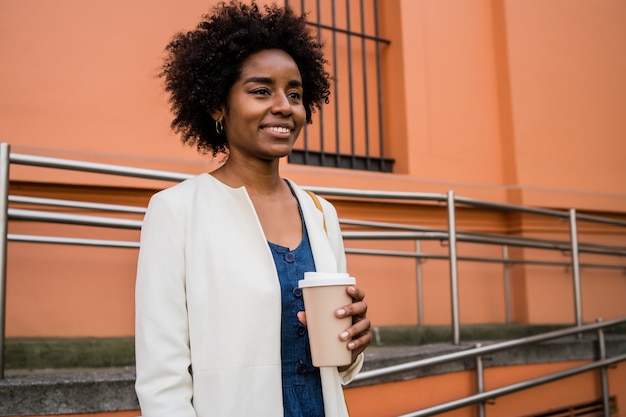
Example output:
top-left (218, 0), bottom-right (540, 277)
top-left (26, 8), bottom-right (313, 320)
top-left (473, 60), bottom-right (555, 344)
top-left (287, 90), bottom-right (302, 101)
top-left (251, 88), bottom-right (271, 96)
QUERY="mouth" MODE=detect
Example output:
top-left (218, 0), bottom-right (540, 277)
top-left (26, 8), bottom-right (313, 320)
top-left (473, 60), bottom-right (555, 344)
top-left (261, 125), bottom-right (293, 135)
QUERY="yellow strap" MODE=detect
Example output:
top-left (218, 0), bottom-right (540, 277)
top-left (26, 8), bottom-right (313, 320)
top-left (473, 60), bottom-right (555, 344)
top-left (305, 190), bottom-right (327, 233)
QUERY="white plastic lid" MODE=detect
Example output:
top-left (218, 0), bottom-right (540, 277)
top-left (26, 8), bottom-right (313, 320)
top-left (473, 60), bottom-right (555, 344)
top-left (298, 272), bottom-right (356, 288)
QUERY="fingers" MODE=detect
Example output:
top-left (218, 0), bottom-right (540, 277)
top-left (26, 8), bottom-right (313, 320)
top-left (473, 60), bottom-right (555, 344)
top-left (336, 301), bottom-right (367, 320)
top-left (335, 286), bottom-right (367, 319)
top-left (335, 285), bottom-right (372, 371)
top-left (297, 311), bottom-right (307, 325)
top-left (340, 318), bottom-right (371, 345)
top-left (347, 285), bottom-right (365, 302)
top-left (336, 285), bottom-right (372, 353)
top-left (349, 327), bottom-right (372, 354)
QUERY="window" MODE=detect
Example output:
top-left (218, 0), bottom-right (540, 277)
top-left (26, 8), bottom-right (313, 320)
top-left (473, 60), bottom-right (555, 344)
top-left (285, 0), bottom-right (394, 172)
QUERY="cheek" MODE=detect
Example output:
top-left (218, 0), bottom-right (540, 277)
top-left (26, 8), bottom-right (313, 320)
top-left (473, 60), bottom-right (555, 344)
top-left (295, 105), bottom-right (307, 125)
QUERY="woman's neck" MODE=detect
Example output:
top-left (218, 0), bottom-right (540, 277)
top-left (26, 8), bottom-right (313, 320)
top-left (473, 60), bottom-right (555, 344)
top-left (210, 157), bottom-right (284, 196)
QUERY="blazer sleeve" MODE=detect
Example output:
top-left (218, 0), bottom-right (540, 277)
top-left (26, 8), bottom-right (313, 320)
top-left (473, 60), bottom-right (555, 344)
top-left (135, 192), bottom-right (197, 417)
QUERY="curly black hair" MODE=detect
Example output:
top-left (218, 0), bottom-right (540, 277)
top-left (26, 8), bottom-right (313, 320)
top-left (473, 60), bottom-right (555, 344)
top-left (160, 1), bottom-right (331, 156)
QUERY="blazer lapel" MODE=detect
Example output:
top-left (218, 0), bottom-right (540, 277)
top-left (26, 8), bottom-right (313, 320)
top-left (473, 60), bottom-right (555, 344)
top-left (291, 183), bottom-right (338, 273)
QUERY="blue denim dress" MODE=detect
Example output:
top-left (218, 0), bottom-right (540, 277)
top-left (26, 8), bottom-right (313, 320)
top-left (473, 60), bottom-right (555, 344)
top-left (268, 194), bottom-right (325, 417)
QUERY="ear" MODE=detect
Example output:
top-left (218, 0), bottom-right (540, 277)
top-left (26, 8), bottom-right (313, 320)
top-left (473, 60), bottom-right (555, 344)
top-left (210, 106), bottom-right (224, 122)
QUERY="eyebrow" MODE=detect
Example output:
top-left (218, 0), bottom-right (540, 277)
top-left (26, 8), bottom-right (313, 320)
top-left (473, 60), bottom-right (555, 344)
top-left (243, 77), bottom-right (302, 88)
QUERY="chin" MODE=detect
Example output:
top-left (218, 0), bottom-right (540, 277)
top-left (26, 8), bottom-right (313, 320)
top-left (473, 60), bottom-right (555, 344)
top-left (268, 144), bottom-right (296, 158)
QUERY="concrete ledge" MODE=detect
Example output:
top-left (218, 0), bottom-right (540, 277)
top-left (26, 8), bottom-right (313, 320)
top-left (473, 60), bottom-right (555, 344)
top-left (2, 325), bottom-right (625, 415)
top-left (7, 324), bottom-right (625, 370)
top-left (0, 368), bottom-right (138, 415)
top-left (5, 337), bottom-right (135, 370)
top-left (370, 322), bottom-right (626, 346)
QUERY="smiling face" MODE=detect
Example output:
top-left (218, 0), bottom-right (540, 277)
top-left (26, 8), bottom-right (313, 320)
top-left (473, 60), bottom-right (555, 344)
top-left (216, 49), bottom-right (306, 163)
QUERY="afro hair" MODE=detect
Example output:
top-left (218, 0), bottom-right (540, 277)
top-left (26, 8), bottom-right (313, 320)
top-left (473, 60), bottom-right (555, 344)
top-left (160, 1), bottom-right (331, 155)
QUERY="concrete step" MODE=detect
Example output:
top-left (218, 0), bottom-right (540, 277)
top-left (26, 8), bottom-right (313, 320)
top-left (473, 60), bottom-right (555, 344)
top-left (9, 323), bottom-right (624, 370)
top-left (0, 367), bottom-right (137, 415)
top-left (2, 324), bottom-right (625, 415)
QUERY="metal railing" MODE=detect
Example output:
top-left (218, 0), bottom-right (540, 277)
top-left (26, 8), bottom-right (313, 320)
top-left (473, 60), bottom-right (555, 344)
top-left (0, 143), bottom-right (625, 416)
top-left (353, 316), bottom-right (626, 417)
top-left (337, 220), bottom-right (626, 328)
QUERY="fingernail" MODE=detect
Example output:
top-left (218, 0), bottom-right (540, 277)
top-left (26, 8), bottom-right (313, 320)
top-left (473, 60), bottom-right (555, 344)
top-left (340, 331), bottom-right (350, 340)
top-left (348, 341), bottom-right (356, 349)
top-left (337, 308), bottom-right (346, 317)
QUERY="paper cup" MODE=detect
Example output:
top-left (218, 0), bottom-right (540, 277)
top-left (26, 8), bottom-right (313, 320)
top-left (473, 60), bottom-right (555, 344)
top-left (298, 272), bottom-right (356, 367)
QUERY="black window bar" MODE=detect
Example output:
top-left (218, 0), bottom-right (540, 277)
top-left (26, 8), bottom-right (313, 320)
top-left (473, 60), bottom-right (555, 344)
top-left (285, 0), bottom-right (394, 172)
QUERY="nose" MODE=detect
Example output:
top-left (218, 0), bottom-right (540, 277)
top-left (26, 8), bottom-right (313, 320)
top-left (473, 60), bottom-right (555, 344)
top-left (270, 91), bottom-right (292, 115)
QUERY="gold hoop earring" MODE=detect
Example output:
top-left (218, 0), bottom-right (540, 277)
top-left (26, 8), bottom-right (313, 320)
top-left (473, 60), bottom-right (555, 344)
top-left (215, 119), bottom-right (224, 135)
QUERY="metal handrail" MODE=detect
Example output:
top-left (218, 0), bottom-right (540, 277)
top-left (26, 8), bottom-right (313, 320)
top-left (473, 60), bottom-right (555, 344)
top-left (7, 204), bottom-right (625, 271)
top-left (9, 195), bottom-right (147, 214)
top-left (10, 152), bottom-right (626, 228)
top-left (351, 317), bottom-right (626, 417)
top-left (401, 353), bottom-right (626, 417)
top-left (8, 208), bottom-right (142, 229)
top-left (344, 248), bottom-right (626, 271)
top-left (308, 186), bottom-right (626, 228)
top-left (6, 231), bottom-right (623, 272)
top-left (8, 234), bottom-right (139, 248)
top-left (355, 316), bottom-right (626, 382)
top-left (456, 195), bottom-right (626, 227)
top-left (1, 143), bottom-right (625, 400)
top-left (9, 152), bottom-right (193, 182)
top-left (342, 230), bottom-right (626, 256)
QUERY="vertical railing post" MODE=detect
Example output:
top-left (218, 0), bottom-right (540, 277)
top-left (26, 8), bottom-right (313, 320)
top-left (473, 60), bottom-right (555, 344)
top-left (0, 143), bottom-right (10, 379)
top-left (597, 318), bottom-right (611, 417)
top-left (415, 239), bottom-right (424, 327)
top-left (568, 208), bottom-right (583, 328)
top-left (475, 343), bottom-right (486, 417)
top-left (447, 190), bottom-right (460, 345)
top-left (502, 245), bottom-right (512, 325)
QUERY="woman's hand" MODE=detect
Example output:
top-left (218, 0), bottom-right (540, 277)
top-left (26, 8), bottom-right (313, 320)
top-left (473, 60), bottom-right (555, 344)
top-left (336, 285), bottom-right (371, 371)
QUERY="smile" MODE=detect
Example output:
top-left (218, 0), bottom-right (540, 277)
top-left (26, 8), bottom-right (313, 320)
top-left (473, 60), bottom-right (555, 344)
top-left (262, 126), bottom-right (292, 134)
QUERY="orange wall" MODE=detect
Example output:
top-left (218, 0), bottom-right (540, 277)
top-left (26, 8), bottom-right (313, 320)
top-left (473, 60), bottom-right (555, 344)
top-left (1, 1), bottom-right (625, 331)
top-left (502, 0), bottom-right (626, 211)
top-left (2, 0), bottom-right (625, 206)
top-left (0, 0), bottom-right (221, 181)
top-left (346, 361), bottom-right (626, 417)
top-left (378, 0), bottom-right (626, 211)
top-left (6, 231), bottom-right (138, 337)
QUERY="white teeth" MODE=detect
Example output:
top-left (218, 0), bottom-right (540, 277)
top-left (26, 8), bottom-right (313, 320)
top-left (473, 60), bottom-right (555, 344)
top-left (264, 126), bottom-right (290, 134)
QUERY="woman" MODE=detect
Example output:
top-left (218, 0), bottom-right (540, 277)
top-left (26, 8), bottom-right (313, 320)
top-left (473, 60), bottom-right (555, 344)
top-left (135, 2), bottom-right (371, 416)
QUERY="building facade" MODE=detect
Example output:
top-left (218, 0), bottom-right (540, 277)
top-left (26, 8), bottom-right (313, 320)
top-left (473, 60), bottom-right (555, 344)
top-left (1, 0), bottom-right (625, 415)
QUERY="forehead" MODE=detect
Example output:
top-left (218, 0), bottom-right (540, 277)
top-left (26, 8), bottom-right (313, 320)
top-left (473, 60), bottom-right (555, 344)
top-left (239, 49), bottom-right (302, 81)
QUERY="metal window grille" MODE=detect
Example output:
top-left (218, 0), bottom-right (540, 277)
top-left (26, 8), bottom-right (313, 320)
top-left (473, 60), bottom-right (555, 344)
top-left (285, 0), bottom-right (394, 172)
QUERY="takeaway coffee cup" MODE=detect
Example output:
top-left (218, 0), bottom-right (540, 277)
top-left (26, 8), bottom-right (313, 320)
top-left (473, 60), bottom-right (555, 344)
top-left (298, 272), bottom-right (356, 367)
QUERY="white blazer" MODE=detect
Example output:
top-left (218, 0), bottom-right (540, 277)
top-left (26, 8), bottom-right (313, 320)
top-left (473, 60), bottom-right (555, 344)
top-left (135, 173), bottom-right (363, 417)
